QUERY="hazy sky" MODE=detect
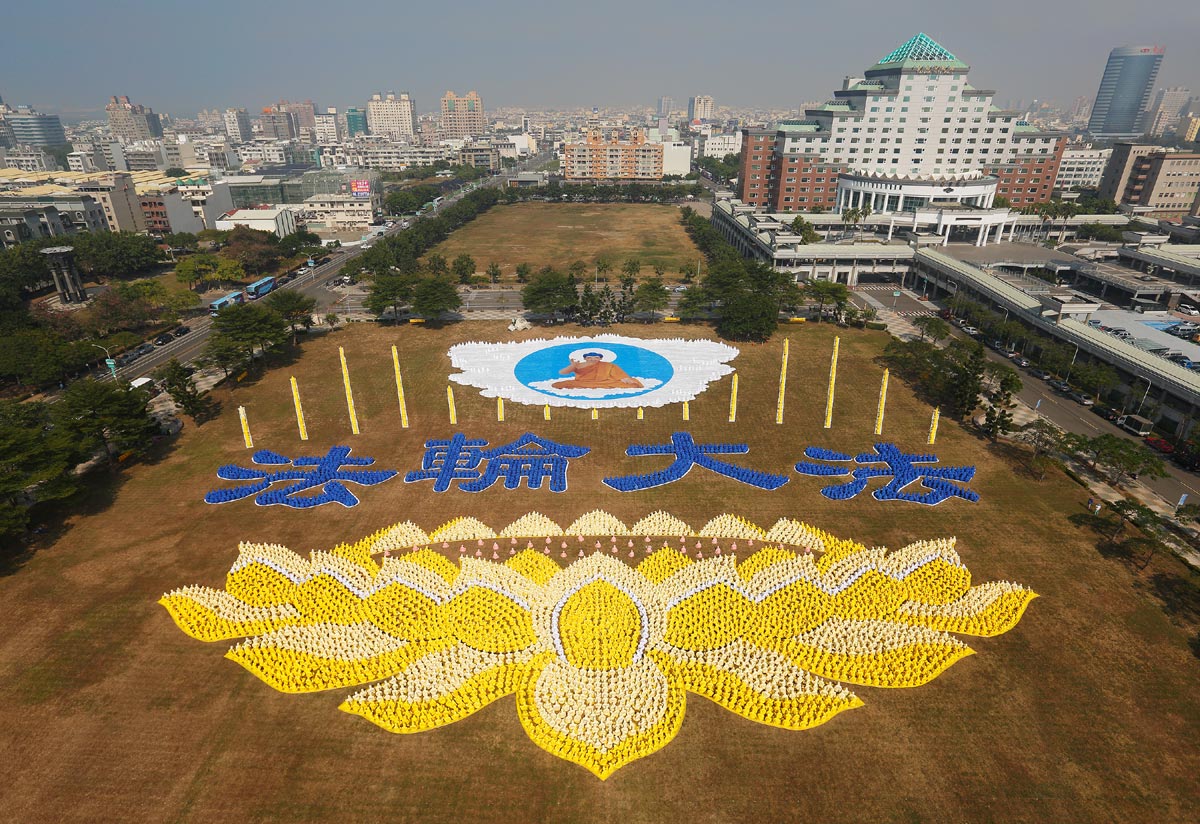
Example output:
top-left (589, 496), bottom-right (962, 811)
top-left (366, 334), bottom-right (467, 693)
top-left (2, 0), bottom-right (1197, 119)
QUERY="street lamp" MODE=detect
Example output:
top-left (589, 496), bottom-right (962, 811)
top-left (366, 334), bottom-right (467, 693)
top-left (90, 343), bottom-right (118, 380)
top-left (1064, 343), bottom-right (1081, 382)
top-left (1135, 375), bottom-right (1153, 415)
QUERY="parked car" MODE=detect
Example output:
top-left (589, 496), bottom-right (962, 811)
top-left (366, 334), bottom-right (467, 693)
top-left (1179, 305), bottom-right (1200, 316)
top-left (960, 325), bottom-right (981, 336)
top-left (133, 343), bottom-right (156, 358)
top-left (1011, 355), bottom-right (1032, 367)
top-left (154, 334), bottom-right (173, 346)
top-left (173, 326), bottom-right (191, 338)
top-left (1028, 369), bottom-right (1053, 380)
top-left (1069, 392), bottom-right (1095, 406)
top-left (1144, 436), bottom-right (1174, 454)
top-left (1048, 379), bottom-right (1071, 393)
top-left (1092, 405), bottom-right (1120, 421)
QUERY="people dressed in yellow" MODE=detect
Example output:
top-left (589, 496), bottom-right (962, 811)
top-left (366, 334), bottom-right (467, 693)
top-left (552, 353), bottom-right (643, 390)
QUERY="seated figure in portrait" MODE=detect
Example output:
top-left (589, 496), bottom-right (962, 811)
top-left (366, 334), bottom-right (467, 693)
top-left (552, 352), bottom-right (644, 389)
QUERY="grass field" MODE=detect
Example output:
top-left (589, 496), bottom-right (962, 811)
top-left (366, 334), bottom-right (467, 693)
top-left (425, 203), bottom-right (701, 281)
top-left (1, 321), bottom-right (1198, 823)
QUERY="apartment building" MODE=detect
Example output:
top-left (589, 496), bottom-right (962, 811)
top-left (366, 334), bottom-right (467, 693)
top-left (367, 92), bottom-right (417, 140)
top-left (106, 95), bottom-right (163, 142)
top-left (223, 108), bottom-right (252, 143)
top-left (688, 95), bottom-right (714, 122)
top-left (1055, 145), bottom-right (1112, 192)
top-left (562, 129), bottom-right (664, 181)
top-left (1112, 151), bottom-right (1200, 217)
top-left (440, 91), bottom-right (486, 140)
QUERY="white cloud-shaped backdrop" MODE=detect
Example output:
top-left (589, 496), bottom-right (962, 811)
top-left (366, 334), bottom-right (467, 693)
top-left (448, 336), bottom-right (739, 408)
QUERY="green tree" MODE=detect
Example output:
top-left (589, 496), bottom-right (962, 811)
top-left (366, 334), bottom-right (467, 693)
top-left (804, 280), bottom-right (851, 322)
top-left (164, 167), bottom-right (189, 178)
top-left (595, 257), bottom-right (611, 282)
top-left (521, 269), bottom-right (578, 316)
top-left (568, 260), bottom-right (588, 282)
top-left (515, 263), bottom-right (532, 284)
top-left (364, 274), bottom-right (414, 324)
top-left (622, 257), bottom-right (642, 280)
top-left (199, 333), bottom-right (247, 378)
top-left (277, 230), bottom-right (323, 257)
top-left (790, 215), bottom-right (820, 244)
top-left (1022, 418), bottom-right (1065, 479)
top-left (154, 358), bottom-right (216, 423)
top-left (211, 301), bottom-right (289, 365)
top-left (412, 276), bottom-right (462, 318)
top-left (1073, 362), bottom-right (1120, 402)
top-left (716, 291), bottom-right (780, 342)
top-left (425, 253), bottom-right (449, 276)
top-left (324, 312), bottom-right (340, 330)
top-left (913, 315), bottom-right (951, 343)
top-left (55, 379), bottom-right (158, 465)
top-left (949, 342), bottom-right (988, 418)
top-left (633, 277), bottom-right (670, 314)
top-left (452, 253), bottom-right (476, 284)
top-left (0, 400), bottom-right (86, 543)
top-left (72, 231), bottom-right (163, 277)
top-left (264, 289), bottom-right (318, 344)
top-left (486, 261), bottom-right (502, 284)
top-left (214, 258), bottom-right (246, 285)
top-left (162, 232), bottom-right (198, 250)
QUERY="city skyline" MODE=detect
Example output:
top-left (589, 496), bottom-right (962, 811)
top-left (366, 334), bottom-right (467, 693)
top-left (1, 0), bottom-right (1197, 118)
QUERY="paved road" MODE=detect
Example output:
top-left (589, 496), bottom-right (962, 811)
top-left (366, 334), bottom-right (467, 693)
top-left (98, 153), bottom-right (553, 385)
top-left (957, 328), bottom-right (1200, 507)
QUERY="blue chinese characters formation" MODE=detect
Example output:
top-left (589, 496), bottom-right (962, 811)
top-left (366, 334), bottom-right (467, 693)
top-left (794, 442), bottom-right (979, 505)
top-left (204, 447), bottom-right (397, 509)
top-left (405, 432), bottom-right (590, 493)
top-left (603, 432), bottom-right (790, 492)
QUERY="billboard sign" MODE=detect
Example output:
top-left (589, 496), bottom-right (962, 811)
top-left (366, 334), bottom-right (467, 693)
top-left (350, 179), bottom-right (371, 200)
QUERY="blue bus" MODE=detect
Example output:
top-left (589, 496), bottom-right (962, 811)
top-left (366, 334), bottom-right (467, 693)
top-left (246, 276), bottom-right (277, 300)
top-left (209, 291), bottom-right (245, 316)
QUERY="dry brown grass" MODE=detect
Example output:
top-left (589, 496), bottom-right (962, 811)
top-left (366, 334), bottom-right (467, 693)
top-left (1, 321), bottom-right (1197, 823)
top-left (425, 203), bottom-right (701, 281)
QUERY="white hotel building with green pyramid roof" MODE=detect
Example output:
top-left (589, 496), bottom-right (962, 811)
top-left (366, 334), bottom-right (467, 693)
top-left (734, 33), bottom-right (1065, 218)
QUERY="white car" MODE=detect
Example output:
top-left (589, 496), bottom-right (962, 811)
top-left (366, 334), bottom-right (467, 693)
top-left (1179, 306), bottom-right (1200, 316)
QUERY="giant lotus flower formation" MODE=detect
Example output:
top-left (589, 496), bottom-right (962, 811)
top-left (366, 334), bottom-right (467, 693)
top-left (160, 514), bottom-right (1036, 779)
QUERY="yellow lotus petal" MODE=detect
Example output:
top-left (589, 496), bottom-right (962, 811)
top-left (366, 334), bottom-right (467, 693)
top-left (814, 538), bottom-right (870, 573)
top-left (899, 557), bottom-right (971, 605)
top-left (557, 580), bottom-right (643, 669)
top-left (500, 512), bottom-right (563, 537)
top-left (668, 639), bottom-right (862, 729)
top-left (359, 582), bottom-right (446, 640)
top-left (664, 582), bottom-right (751, 651)
top-left (505, 549), bottom-right (561, 585)
top-left (516, 650), bottom-right (686, 780)
top-left (637, 547), bottom-right (693, 584)
top-left (159, 587), bottom-right (299, 642)
top-left (783, 617), bottom-right (974, 688)
top-left (446, 586), bottom-right (537, 654)
top-left (402, 548), bottom-right (460, 584)
top-left (226, 561), bottom-right (299, 607)
top-left (893, 582), bottom-right (1039, 637)
top-left (326, 541), bottom-right (380, 578)
top-left (225, 622), bottom-right (434, 693)
top-left (828, 569), bottom-right (908, 621)
top-left (736, 546), bottom-right (796, 582)
top-left (753, 579), bottom-right (833, 640)
top-left (341, 643), bottom-right (532, 733)
top-left (429, 516), bottom-right (495, 542)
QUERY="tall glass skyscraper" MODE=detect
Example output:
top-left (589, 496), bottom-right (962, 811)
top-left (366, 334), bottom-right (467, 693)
top-left (1087, 45), bottom-right (1165, 137)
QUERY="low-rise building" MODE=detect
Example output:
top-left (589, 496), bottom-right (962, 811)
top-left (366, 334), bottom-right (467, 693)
top-left (0, 146), bottom-right (57, 172)
top-left (1102, 144), bottom-right (1200, 217)
top-left (75, 172), bottom-right (146, 232)
top-left (0, 191), bottom-right (107, 233)
top-left (458, 142), bottom-right (500, 172)
top-left (1054, 145), bottom-right (1111, 192)
top-left (175, 177), bottom-right (235, 229)
top-left (698, 132), bottom-right (742, 158)
top-left (300, 194), bottom-right (373, 232)
top-left (138, 185), bottom-right (204, 236)
top-left (214, 207), bottom-right (298, 237)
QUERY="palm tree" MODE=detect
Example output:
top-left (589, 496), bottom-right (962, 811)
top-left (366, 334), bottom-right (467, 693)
top-left (840, 207), bottom-right (860, 240)
top-left (858, 204), bottom-right (873, 240)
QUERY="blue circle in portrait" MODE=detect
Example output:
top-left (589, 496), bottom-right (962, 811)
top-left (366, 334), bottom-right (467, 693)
top-left (513, 342), bottom-right (674, 401)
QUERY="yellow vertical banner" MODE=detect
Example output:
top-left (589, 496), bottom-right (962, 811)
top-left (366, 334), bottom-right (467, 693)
top-left (447, 386), bottom-right (457, 425)
top-left (874, 369), bottom-right (890, 436)
top-left (497, 397), bottom-right (504, 422)
top-left (391, 345), bottom-right (409, 429)
top-left (591, 408), bottom-right (599, 420)
top-left (728, 373), bottom-right (739, 423)
top-left (543, 404), bottom-right (551, 421)
top-left (682, 401), bottom-right (690, 421)
top-left (776, 337), bottom-right (790, 425)
top-left (238, 406), bottom-right (253, 449)
top-left (339, 347), bottom-right (360, 435)
top-left (928, 407), bottom-right (941, 444)
top-left (637, 407), bottom-right (644, 420)
top-left (823, 336), bottom-right (840, 429)
top-left (290, 376), bottom-right (308, 441)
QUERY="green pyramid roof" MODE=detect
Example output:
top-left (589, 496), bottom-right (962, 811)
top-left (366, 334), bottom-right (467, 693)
top-left (871, 33), bottom-right (969, 71)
